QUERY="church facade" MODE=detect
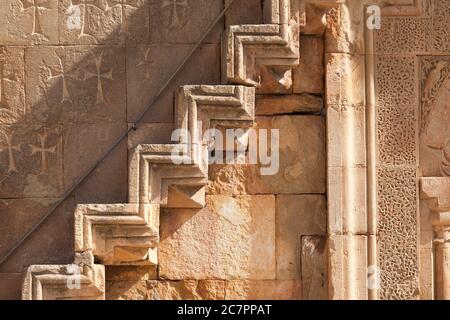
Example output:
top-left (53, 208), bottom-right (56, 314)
top-left (0, 0), bottom-right (449, 300)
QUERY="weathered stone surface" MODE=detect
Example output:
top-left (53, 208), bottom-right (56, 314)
top-left (251, 115), bottom-right (326, 194)
top-left (74, 204), bottom-right (159, 266)
top-left (256, 94), bottom-right (323, 116)
top-left (0, 198), bottom-right (74, 273)
top-left (149, 0), bottom-right (223, 44)
top-left (327, 166), bottom-right (367, 234)
top-left (126, 44), bottom-right (220, 123)
top-left (207, 164), bottom-right (253, 196)
top-left (128, 123), bottom-right (174, 149)
top-left (106, 280), bottom-right (226, 300)
top-left (106, 266), bottom-right (157, 281)
top-left (326, 53), bottom-right (365, 109)
top-left (301, 235), bottom-right (327, 300)
top-left (328, 235), bottom-right (367, 300)
top-left (293, 36), bottom-right (324, 94)
top-left (324, 1), bottom-right (365, 54)
top-left (59, 0), bottom-right (150, 45)
top-left (23, 262), bottom-right (105, 300)
top-left (225, 0), bottom-right (263, 27)
top-left (147, 280), bottom-right (226, 300)
top-left (26, 46), bottom-right (126, 124)
top-left (0, 125), bottom-right (63, 198)
top-left (224, 280), bottom-right (302, 300)
top-left (64, 123), bottom-right (128, 203)
top-left (208, 116), bottom-right (326, 196)
top-left (419, 248), bottom-right (433, 300)
top-left (0, 47), bottom-right (25, 124)
top-left (0, 0), bottom-right (58, 45)
top-left (223, 21), bottom-right (300, 89)
top-left (159, 195), bottom-right (276, 280)
top-left (276, 195), bottom-right (326, 279)
top-left (106, 280), bottom-right (154, 300)
top-left (0, 273), bottom-right (22, 300)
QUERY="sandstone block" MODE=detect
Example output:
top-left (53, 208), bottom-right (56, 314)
top-left (106, 280), bottom-right (227, 300)
top-left (208, 116), bottom-right (326, 195)
top-left (225, 0), bottom-right (263, 26)
top-left (324, 1), bottom-right (365, 54)
top-left (64, 123), bottom-right (128, 203)
top-left (147, 280), bottom-right (226, 300)
top-left (159, 195), bottom-right (276, 280)
top-left (325, 53), bottom-right (365, 109)
top-left (106, 266), bottom-right (157, 281)
top-left (149, 0), bottom-right (222, 44)
top-left (419, 248), bottom-right (434, 300)
top-left (207, 164), bottom-right (253, 196)
top-left (0, 125), bottom-right (63, 198)
top-left (293, 36), bottom-right (324, 94)
top-left (276, 195), bottom-right (327, 280)
top-left (106, 280), bottom-right (148, 300)
top-left (326, 101), bottom-right (366, 168)
top-left (250, 115), bottom-right (326, 194)
top-left (328, 234), bottom-right (368, 300)
top-left (0, 0), bottom-right (58, 45)
top-left (26, 46), bottom-right (126, 124)
top-left (0, 47), bottom-right (25, 124)
top-left (0, 197), bottom-right (75, 273)
top-left (0, 273), bottom-right (22, 300)
top-left (126, 44), bottom-right (220, 123)
top-left (301, 235), bottom-right (327, 300)
top-left (59, 0), bottom-right (149, 45)
top-left (224, 280), bottom-right (302, 300)
top-left (327, 166), bottom-right (367, 234)
top-left (256, 94), bottom-right (323, 116)
top-left (128, 123), bottom-right (174, 149)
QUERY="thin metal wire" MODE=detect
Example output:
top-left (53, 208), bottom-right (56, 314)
top-left (0, 0), bottom-right (236, 267)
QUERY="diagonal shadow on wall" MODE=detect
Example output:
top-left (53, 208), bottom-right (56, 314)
top-left (0, 0), bottom-right (224, 299)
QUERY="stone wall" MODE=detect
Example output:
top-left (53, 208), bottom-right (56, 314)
top-left (2, 0), bottom-right (447, 301)
top-left (0, 0), bottom-right (327, 300)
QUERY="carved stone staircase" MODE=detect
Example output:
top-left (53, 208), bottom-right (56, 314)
top-left (21, 0), bottom-right (302, 300)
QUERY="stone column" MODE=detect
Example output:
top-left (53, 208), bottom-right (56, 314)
top-left (420, 177), bottom-right (450, 300)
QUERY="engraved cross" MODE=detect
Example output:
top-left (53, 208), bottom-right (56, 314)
top-left (47, 53), bottom-right (74, 104)
top-left (71, 0), bottom-right (103, 38)
top-left (19, 0), bottom-right (52, 36)
top-left (84, 51), bottom-right (113, 106)
top-left (0, 60), bottom-right (14, 110)
top-left (106, 0), bottom-right (138, 34)
top-left (162, 0), bottom-right (188, 28)
top-left (136, 47), bottom-right (153, 80)
top-left (29, 133), bottom-right (56, 173)
top-left (0, 132), bottom-right (21, 173)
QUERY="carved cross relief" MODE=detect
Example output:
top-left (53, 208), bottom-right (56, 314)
top-left (83, 51), bottom-right (113, 106)
top-left (71, 0), bottom-right (103, 38)
top-left (162, 0), bottom-right (188, 29)
top-left (47, 53), bottom-right (75, 104)
top-left (19, 0), bottom-right (52, 36)
top-left (0, 59), bottom-right (14, 112)
top-left (106, 0), bottom-right (139, 34)
top-left (0, 131), bottom-right (21, 173)
top-left (29, 132), bottom-right (56, 173)
top-left (136, 47), bottom-right (153, 80)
